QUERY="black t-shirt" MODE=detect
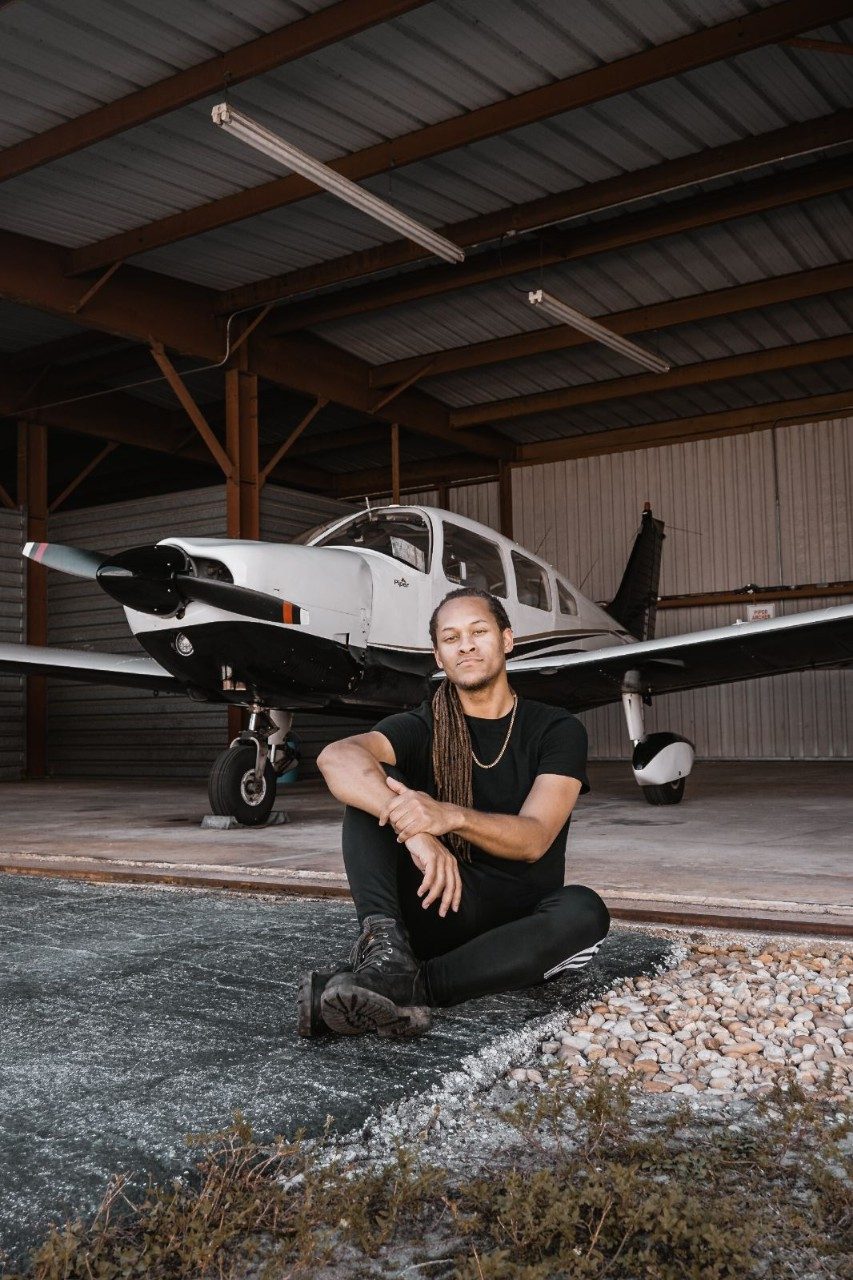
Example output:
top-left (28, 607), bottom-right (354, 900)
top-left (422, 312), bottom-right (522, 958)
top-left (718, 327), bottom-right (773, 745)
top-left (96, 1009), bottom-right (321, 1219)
top-left (373, 694), bottom-right (589, 895)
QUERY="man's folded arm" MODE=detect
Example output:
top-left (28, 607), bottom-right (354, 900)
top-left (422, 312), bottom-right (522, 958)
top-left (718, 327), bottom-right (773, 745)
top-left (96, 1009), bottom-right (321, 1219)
top-left (316, 732), bottom-right (398, 816)
top-left (453, 773), bottom-right (583, 863)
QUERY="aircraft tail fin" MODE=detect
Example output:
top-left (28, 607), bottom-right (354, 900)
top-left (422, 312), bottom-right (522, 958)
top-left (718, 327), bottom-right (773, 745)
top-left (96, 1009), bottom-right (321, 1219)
top-left (606, 504), bottom-right (665, 640)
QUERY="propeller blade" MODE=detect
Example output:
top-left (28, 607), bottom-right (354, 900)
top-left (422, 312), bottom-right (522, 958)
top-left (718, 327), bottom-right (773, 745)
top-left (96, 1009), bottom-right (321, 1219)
top-left (175, 575), bottom-right (300, 624)
top-left (23, 541), bottom-right (117, 579)
top-left (23, 539), bottom-right (300, 624)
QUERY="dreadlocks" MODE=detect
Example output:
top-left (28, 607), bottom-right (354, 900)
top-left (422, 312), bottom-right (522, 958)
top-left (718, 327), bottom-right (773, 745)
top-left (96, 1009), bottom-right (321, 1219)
top-left (429, 588), bottom-right (512, 862)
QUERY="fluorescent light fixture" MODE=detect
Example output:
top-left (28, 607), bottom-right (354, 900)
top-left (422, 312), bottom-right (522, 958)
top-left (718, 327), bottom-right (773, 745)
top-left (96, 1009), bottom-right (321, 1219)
top-left (528, 288), bottom-right (671, 374)
top-left (212, 103), bottom-right (464, 265)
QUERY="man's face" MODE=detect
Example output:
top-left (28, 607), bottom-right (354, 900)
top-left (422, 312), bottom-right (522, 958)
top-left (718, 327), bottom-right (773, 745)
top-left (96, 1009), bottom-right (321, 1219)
top-left (432, 596), bottom-right (513, 692)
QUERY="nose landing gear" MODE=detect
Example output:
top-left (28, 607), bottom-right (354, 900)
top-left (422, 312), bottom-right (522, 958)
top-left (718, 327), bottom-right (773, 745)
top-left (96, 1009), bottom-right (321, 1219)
top-left (208, 706), bottom-right (299, 826)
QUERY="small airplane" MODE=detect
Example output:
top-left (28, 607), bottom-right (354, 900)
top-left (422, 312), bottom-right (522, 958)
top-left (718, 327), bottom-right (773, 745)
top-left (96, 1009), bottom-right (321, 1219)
top-left (1, 502), bottom-right (851, 825)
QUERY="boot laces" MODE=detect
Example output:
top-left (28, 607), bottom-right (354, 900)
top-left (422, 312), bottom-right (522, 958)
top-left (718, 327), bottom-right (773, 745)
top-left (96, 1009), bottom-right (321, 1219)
top-left (361, 927), bottom-right (395, 968)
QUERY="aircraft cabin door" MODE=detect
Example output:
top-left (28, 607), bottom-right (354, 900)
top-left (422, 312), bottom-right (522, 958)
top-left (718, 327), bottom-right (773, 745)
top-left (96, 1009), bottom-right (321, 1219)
top-left (437, 519), bottom-right (512, 616)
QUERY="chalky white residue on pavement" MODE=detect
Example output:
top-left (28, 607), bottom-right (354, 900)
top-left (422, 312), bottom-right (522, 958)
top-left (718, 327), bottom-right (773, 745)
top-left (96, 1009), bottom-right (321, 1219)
top-left (514, 930), bottom-right (853, 1098)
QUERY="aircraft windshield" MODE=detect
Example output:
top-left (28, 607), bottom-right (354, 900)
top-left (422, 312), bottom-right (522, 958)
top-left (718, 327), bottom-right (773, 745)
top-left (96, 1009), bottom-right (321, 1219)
top-left (313, 511), bottom-right (431, 573)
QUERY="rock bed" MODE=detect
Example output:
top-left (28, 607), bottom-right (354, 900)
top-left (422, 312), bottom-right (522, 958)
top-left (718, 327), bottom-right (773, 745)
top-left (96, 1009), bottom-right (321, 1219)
top-left (509, 936), bottom-right (853, 1097)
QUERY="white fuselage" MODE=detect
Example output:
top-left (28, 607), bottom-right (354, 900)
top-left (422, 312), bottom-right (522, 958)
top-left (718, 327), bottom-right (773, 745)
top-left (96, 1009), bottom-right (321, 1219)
top-left (123, 506), bottom-right (632, 714)
top-left (123, 506), bottom-right (631, 665)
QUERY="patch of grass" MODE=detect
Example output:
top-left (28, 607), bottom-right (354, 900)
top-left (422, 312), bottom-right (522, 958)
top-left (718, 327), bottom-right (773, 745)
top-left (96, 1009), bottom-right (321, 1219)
top-left (3, 1073), bottom-right (851, 1280)
top-left (452, 1068), bottom-right (852, 1279)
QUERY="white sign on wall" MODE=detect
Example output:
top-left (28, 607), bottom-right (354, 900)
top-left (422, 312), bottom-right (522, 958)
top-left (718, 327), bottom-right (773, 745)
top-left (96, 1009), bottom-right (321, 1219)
top-left (746, 602), bottom-right (777, 623)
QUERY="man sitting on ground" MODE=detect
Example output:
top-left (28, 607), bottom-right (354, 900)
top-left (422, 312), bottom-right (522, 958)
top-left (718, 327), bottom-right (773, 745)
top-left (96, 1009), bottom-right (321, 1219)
top-left (298, 587), bottom-right (610, 1038)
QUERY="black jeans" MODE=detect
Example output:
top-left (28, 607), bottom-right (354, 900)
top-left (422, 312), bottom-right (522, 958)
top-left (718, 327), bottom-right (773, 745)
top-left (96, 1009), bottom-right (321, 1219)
top-left (341, 772), bottom-right (610, 1008)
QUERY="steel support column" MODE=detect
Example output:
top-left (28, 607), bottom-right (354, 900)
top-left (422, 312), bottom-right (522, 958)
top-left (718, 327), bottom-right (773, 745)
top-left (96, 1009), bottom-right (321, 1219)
top-left (499, 463), bottom-right (514, 542)
top-left (22, 421), bottom-right (48, 778)
top-left (390, 424), bottom-right (400, 504)
top-left (225, 359), bottom-right (260, 739)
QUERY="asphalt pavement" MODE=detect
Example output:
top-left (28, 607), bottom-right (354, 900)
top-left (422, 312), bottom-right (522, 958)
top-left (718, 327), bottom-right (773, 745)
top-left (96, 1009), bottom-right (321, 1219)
top-left (0, 873), bottom-right (674, 1266)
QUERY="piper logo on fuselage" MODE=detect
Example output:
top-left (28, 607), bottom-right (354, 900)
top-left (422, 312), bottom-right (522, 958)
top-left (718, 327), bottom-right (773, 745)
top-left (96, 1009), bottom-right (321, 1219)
top-left (394, 577), bottom-right (409, 588)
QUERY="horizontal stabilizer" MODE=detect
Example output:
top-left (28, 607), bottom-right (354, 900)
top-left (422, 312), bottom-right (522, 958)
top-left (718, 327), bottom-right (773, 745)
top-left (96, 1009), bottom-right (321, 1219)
top-left (0, 643), bottom-right (183, 692)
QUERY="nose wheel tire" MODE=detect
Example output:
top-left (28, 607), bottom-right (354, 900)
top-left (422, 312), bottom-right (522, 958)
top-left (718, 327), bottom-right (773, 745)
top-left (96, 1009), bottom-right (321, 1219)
top-left (208, 743), bottom-right (277, 826)
top-left (641, 778), bottom-right (685, 806)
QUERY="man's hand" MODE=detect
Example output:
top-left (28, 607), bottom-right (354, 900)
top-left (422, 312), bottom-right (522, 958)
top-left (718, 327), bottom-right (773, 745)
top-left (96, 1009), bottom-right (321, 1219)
top-left (404, 832), bottom-right (462, 917)
top-left (379, 775), bottom-right (461, 842)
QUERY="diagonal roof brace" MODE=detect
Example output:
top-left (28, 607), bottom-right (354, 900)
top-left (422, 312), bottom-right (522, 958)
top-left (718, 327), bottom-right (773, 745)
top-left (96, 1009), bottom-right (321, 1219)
top-left (148, 340), bottom-right (233, 478)
top-left (259, 396), bottom-right (328, 487)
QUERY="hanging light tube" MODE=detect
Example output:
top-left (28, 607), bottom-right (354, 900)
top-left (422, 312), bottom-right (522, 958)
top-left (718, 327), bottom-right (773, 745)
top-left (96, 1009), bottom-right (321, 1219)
top-left (212, 103), bottom-right (464, 265)
top-left (528, 288), bottom-right (671, 374)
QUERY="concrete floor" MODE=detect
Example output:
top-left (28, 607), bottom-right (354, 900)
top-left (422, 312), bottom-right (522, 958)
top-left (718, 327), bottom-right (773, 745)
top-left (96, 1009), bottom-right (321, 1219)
top-left (0, 761), bottom-right (850, 930)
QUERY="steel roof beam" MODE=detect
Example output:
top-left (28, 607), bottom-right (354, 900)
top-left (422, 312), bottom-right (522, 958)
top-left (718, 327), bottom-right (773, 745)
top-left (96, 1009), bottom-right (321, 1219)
top-left (225, 109), bottom-right (853, 315)
top-left (3, 377), bottom-right (185, 452)
top-left (0, 227), bottom-right (510, 459)
top-left (335, 452), bottom-right (500, 498)
top-left (515, 391), bottom-right (853, 464)
top-left (5, 330), bottom-right (128, 373)
top-left (451, 334), bottom-right (853, 426)
top-left (335, 390), bottom-right (853, 495)
top-left (289, 423), bottom-right (390, 458)
top-left (0, 0), bottom-right (429, 184)
top-left (267, 154), bottom-right (853, 330)
top-left (370, 262), bottom-right (853, 386)
top-left (66, 0), bottom-right (852, 276)
top-left (3, 372), bottom-right (331, 488)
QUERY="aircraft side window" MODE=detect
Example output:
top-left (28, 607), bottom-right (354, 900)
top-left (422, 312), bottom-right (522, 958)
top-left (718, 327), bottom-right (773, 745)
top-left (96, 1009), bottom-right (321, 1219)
top-left (442, 523), bottom-right (507, 597)
top-left (512, 551), bottom-right (551, 610)
top-left (556, 578), bottom-right (578, 616)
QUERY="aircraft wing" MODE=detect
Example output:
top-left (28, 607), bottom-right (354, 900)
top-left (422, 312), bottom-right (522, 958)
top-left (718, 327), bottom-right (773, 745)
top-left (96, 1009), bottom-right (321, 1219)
top-left (0, 643), bottom-right (184, 692)
top-left (504, 602), bottom-right (853, 712)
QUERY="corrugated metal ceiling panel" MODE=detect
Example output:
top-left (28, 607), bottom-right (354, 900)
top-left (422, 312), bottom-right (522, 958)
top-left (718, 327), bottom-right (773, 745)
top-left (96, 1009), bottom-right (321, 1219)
top-left (318, 432), bottom-right (458, 473)
top-left (0, 301), bottom-right (85, 352)
top-left (111, 363), bottom-right (226, 409)
top-left (486, 355), bottom-right (853, 443)
top-left (129, 42), bottom-right (853, 288)
top-left (420, 290), bottom-right (853, 406)
top-left (3, 0), bottom-right (845, 269)
top-left (0, 1), bottom-right (335, 147)
top-left (312, 191), bottom-right (853, 364)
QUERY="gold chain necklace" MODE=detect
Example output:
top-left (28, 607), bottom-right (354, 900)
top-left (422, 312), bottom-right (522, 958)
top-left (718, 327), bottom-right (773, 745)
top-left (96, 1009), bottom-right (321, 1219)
top-left (470, 693), bottom-right (518, 769)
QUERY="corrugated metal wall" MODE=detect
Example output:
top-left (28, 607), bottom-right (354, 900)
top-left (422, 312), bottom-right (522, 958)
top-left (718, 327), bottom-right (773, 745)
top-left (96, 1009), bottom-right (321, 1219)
top-left (406, 482), bottom-right (501, 529)
top-left (260, 485), bottom-right (356, 542)
top-left (45, 485), bottom-right (360, 780)
top-left (0, 506), bottom-right (25, 780)
top-left (412, 418), bottom-right (852, 760)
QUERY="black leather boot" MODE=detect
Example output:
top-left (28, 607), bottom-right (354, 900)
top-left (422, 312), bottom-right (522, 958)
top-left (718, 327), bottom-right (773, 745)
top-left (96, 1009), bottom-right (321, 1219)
top-left (320, 915), bottom-right (432, 1037)
top-left (296, 922), bottom-right (379, 1037)
top-left (296, 961), bottom-right (353, 1038)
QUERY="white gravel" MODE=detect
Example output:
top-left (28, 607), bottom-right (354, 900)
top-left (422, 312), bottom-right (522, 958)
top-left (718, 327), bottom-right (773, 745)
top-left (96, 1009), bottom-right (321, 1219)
top-left (516, 929), bottom-right (852, 1099)
top-left (315, 924), bottom-right (851, 1181)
